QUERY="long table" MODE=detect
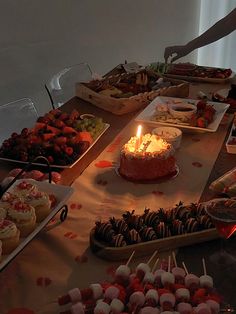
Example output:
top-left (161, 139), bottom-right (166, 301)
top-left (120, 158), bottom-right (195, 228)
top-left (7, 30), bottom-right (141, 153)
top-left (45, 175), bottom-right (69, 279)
top-left (0, 80), bottom-right (236, 313)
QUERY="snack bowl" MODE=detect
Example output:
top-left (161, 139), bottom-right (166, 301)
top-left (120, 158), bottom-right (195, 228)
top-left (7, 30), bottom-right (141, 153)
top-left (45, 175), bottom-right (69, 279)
top-left (168, 102), bottom-right (196, 120)
top-left (152, 126), bottom-right (182, 149)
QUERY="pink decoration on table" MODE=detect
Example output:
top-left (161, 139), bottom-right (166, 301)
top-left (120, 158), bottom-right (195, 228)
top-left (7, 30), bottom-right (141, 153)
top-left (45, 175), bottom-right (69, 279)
top-left (36, 277), bottom-right (52, 287)
top-left (106, 135), bottom-right (123, 153)
top-left (152, 190), bottom-right (164, 196)
top-left (95, 160), bottom-right (114, 168)
top-left (75, 254), bottom-right (88, 263)
top-left (7, 309), bottom-right (35, 314)
top-left (192, 162), bottom-right (203, 168)
top-left (64, 232), bottom-right (78, 239)
top-left (70, 203), bottom-right (82, 210)
top-left (97, 179), bottom-right (108, 186)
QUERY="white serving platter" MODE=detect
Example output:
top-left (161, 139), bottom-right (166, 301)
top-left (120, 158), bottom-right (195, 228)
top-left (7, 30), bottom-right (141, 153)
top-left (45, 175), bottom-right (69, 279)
top-left (0, 179), bottom-right (74, 271)
top-left (0, 123), bottom-right (110, 169)
top-left (135, 96), bottom-right (230, 133)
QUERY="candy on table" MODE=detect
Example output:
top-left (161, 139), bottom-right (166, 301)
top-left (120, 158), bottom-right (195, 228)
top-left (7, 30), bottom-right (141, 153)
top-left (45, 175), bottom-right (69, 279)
top-left (171, 251), bottom-right (186, 284)
top-left (115, 250), bottom-right (135, 286)
top-left (161, 256), bottom-right (175, 288)
top-left (136, 250), bottom-right (158, 281)
top-left (58, 283), bottom-right (103, 305)
top-left (159, 292), bottom-right (176, 311)
top-left (199, 258), bottom-right (213, 290)
top-left (143, 256), bottom-right (159, 285)
top-left (182, 261), bottom-right (200, 293)
top-left (177, 302), bottom-right (193, 314)
top-left (195, 302), bottom-right (211, 314)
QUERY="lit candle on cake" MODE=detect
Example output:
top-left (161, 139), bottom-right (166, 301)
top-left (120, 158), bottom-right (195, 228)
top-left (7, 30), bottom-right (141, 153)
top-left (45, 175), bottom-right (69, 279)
top-left (135, 125), bottom-right (142, 151)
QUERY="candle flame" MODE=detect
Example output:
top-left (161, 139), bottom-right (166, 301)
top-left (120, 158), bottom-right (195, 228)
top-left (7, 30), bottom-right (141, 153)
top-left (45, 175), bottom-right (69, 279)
top-left (136, 125), bottom-right (142, 138)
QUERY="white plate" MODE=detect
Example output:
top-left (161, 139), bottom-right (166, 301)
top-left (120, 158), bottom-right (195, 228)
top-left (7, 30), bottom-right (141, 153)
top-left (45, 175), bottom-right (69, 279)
top-left (0, 123), bottom-right (110, 169)
top-left (213, 88), bottom-right (229, 100)
top-left (0, 179), bottom-right (74, 271)
top-left (135, 96), bottom-right (230, 133)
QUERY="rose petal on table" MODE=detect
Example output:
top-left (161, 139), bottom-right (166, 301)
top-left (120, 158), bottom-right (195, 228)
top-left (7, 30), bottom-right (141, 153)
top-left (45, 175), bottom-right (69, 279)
top-left (95, 160), bottom-right (114, 168)
top-left (192, 161), bottom-right (203, 168)
top-left (106, 135), bottom-right (123, 153)
top-left (64, 231), bottom-right (78, 239)
top-left (7, 309), bottom-right (35, 314)
top-left (70, 203), bottom-right (82, 210)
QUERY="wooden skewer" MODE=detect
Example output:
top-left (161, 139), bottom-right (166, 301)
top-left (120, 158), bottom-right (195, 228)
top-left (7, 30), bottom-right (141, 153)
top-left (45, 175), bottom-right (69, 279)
top-left (152, 257), bottom-right (160, 273)
top-left (147, 250), bottom-right (158, 265)
top-left (126, 250), bottom-right (135, 266)
top-left (182, 262), bottom-right (189, 275)
top-left (168, 255), bottom-right (171, 272)
top-left (202, 257), bottom-right (207, 275)
top-left (172, 251), bottom-right (177, 267)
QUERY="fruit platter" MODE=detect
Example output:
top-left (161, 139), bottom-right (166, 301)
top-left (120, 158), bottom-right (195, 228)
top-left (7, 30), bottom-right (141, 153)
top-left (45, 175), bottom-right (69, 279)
top-left (0, 179), bottom-right (73, 271)
top-left (149, 62), bottom-right (234, 84)
top-left (76, 66), bottom-right (189, 115)
top-left (0, 108), bottom-right (109, 168)
top-left (135, 96), bottom-right (230, 133)
top-left (56, 251), bottom-right (223, 314)
top-left (90, 202), bottom-right (218, 261)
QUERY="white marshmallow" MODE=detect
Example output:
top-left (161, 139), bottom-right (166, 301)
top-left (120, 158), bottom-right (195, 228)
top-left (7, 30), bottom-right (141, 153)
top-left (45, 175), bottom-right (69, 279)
top-left (104, 286), bottom-right (119, 300)
top-left (177, 302), bottom-right (192, 314)
top-left (90, 283), bottom-right (103, 300)
top-left (195, 303), bottom-right (211, 314)
top-left (206, 300), bottom-right (220, 314)
top-left (160, 293), bottom-right (176, 307)
top-left (136, 263), bottom-right (150, 274)
top-left (184, 274), bottom-right (200, 289)
top-left (145, 289), bottom-right (159, 302)
top-left (140, 307), bottom-right (160, 314)
top-left (129, 291), bottom-right (145, 306)
top-left (161, 272), bottom-right (175, 286)
top-left (68, 288), bottom-right (81, 302)
top-left (94, 301), bottom-right (111, 314)
top-left (200, 275), bottom-right (213, 289)
top-left (110, 298), bottom-right (124, 314)
top-left (115, 264), bottom-right (131, 278)
top-left (172, 266), bottom-right (186, 278)
top-left (71, 302), bottom-right (84, 314)
top-left (143, 271), bottom-right (155, 284)
top-left (175, 288), bottom-right (190, 301)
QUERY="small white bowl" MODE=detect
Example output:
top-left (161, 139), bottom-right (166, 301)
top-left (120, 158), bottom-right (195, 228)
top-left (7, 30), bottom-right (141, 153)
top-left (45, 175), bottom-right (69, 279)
top-left (152, 126), bottom-right (182, 149)
top-left (80, 113), bottom-right (95, 120)
top-left (168, 102), bottom-right (196, 120)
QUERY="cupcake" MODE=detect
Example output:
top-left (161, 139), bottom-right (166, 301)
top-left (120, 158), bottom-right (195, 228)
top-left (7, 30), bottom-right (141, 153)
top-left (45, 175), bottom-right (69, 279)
top-left (7, 201), bottom-right (36, 237)
top-left (0, 220), bottom-right (20, 254)
top-left (0, 207), bottom-right (7, 220)
top-left (0, 191), bottom-right (20, 210)
top-left (24, 190), bottom-right (51, 222)
top-left (13, 180), bottom-right (38, 198)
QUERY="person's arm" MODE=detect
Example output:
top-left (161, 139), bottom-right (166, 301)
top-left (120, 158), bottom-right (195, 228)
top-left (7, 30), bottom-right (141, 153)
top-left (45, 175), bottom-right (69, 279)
top-left (164, 8), bottom-right (236, 63)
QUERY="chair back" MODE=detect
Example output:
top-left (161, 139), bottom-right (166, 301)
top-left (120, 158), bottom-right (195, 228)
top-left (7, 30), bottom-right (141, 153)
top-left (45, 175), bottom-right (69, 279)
top-left (0, 98), bottom-right (38, 145)
top-left (45, 62), bottom-right (93, 109)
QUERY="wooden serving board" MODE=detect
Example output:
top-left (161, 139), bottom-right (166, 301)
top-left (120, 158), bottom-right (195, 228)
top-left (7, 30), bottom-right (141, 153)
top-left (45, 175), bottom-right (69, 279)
top-left (76, 80), bottom-right (189, 116)
top-left (90, 228), bottom-right (219, 261)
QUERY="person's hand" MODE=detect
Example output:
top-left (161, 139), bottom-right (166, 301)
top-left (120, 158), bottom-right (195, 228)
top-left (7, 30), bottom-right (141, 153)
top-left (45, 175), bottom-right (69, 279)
top-left (164, 45), bottom-right (190, 63)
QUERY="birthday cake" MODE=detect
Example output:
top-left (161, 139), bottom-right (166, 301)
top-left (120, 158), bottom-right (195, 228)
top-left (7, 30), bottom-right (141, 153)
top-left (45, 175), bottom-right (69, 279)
top-left (119, 133), bottom-right (176, 181)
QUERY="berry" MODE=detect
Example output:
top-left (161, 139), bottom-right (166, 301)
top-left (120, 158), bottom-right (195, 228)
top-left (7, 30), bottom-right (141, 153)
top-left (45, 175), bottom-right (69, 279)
top-left (65, 146), bottom-right (73, 156)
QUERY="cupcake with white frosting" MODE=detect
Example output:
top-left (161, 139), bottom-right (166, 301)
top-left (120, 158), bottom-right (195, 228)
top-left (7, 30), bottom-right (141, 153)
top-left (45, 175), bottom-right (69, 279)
top-left (13, 180), bottom-right (38, 198)
top-left (7, 201), bottom-right (36, 237)
top-left (0, 219), bottom-right (20, 254)
top-left (0, 207), bottom-right (7, 220)
top-left (24, 190), bottom-right (51, 222)
top-left (0, 191), bottom-right (21, 210)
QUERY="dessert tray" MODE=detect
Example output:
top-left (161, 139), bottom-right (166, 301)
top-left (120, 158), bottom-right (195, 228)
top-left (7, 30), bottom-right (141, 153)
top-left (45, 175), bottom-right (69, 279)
top-left (0, 179), bottom-right (74, 271)
top-left (149, 62), bottom-right (234, 84)
top-left (76, 66), bottom-right (190, 115)
top-left (90, 203), bottom-right (219, 261)
top-left (0, 108), bottom-right (110, 168)
top-left (135, 96), bottom-right (230, 133)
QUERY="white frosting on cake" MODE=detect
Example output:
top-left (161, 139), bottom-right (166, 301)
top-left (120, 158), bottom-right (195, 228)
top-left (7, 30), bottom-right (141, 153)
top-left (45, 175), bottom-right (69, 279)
top-left (121, 133), bottom-right (174, 159)
top-left (0, 220), bottom-right (18, 239)
top-left (24, 191), bottom-right (51, 208)
top-left (8, 201), bottom-right (36, 221)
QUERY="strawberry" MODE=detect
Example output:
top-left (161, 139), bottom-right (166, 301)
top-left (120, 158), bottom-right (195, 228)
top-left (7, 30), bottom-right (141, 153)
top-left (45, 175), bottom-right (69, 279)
top-left (62, 126), bottom-right (77, 134)
top-left (53, 119), bottom-right (66, 129)
top-left (46, 125), bottom-right (61, 134)
top-left (42, 133), bottom-right (55, 141)
top-left (203, 110), bottom-right (214, 123)
top-left (197, 117), bottom-right (208, 128)
top-left (59, 112), bottom-right (69, 121)
top-left (69, 109), bottom-right (80, 120)
top-left (197, 100), bottom-right (207, 111)
top-left (55, 136), bottom-right (67, 145)
top-left (64, 146), bottom-right (73, 156)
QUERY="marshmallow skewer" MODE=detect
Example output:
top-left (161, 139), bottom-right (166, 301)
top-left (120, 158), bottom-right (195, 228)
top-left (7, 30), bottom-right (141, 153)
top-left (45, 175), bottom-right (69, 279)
top-left (200, 257), bottom-right (213, 290)
top-left (136, 250), bottom-right (158, 281)
top-left (161, 256), bottom-right (175, 288)
top-left (182, 261), bottom-right (200, 292)
top-left (171, 252), bottom-right (186, 284)
top-left (115, 250), bottom-right (135, 285)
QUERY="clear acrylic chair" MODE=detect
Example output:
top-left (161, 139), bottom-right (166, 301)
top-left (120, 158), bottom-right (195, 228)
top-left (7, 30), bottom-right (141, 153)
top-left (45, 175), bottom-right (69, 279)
top-left (0, 98), bottom-right (38, 145)
top-left (45, 62), bottom-right (94, 109)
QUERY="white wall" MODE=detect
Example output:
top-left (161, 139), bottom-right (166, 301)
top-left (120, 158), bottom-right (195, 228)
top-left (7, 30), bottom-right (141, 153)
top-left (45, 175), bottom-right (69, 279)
top-left (0, 0), bottom-right (200, 113)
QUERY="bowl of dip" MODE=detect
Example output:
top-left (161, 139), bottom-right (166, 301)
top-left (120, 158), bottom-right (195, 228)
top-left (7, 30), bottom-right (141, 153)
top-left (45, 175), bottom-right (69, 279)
top-left (168, 102), bottom-right (196, 120)
top-left (152, 126), bottom-right (182, 150)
